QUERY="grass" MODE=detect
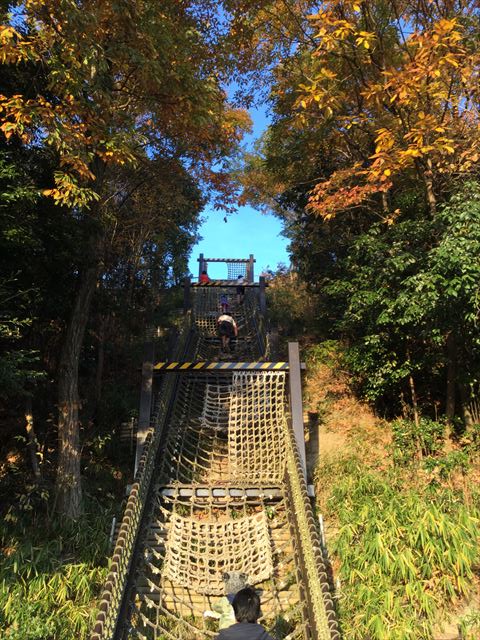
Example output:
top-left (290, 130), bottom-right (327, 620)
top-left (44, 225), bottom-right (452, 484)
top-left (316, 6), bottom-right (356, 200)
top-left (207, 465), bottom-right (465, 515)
top-left (0, 506), bottom-right (112, 640)
top-left (317, 455), bottom-right (479, 639)
top-left (305, 345), bottom-right (480, 639)
top-left (0, 430), bottom-right (132, 640)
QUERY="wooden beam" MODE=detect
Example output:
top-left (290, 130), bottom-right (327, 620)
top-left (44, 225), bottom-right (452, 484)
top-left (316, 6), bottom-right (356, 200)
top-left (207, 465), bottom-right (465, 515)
top-left (288, 342), bottom-right (307, 481)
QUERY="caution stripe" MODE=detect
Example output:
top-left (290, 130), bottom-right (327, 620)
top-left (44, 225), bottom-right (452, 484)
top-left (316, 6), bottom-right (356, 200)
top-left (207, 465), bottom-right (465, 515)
top-left (153, 361), bottom-right (291, 371)
top-left (192, 281), bottom-right (262, 287)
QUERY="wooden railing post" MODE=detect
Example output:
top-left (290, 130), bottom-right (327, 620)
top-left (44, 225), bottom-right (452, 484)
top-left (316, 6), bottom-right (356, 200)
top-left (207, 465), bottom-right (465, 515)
top-left (198, 252), bottom-right (204, 280)
top-left (248, 253), bottom-right (255, 283)
top-left (135, 339), bottom-right (154, 475)
top-left (183, 277), bottom-right (191, 313)
top-left (259, 275), bottom-right (266, 316)
top-left (288, 342), bottom-right (307, 481)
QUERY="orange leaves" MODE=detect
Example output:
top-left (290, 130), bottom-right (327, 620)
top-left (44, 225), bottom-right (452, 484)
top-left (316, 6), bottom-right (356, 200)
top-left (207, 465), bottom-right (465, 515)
top-left (306, 163), bottom-right (391, 220)
top-left (291, 1), bottom-right (480, 221)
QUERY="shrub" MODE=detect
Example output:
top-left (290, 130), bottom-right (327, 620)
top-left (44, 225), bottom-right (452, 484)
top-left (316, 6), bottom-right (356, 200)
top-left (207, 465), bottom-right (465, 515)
top-left (317, 457), bottom-right (480, 639)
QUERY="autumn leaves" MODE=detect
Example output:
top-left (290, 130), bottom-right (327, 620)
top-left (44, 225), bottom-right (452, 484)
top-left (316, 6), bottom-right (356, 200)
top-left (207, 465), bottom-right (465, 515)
top-left (294, 2), bottom-right (480, 220)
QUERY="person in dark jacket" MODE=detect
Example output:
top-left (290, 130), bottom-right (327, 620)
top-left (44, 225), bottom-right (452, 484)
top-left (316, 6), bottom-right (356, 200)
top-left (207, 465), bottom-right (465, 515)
top-left (215, 587), bottom-right (273, 640)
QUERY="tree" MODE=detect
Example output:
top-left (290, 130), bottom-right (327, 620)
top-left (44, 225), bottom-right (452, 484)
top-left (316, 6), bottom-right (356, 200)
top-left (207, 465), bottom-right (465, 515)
top-left (1, 0), bottom-right (251, 518)
top-left (238, 1), bottom-right (480, 421)
top-left (296, 1), bottom-right (480, 218)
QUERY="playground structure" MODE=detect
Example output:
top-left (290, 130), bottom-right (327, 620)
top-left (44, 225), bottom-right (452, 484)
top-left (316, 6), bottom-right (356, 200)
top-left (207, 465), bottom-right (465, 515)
top-left (90, 257), bottom-right (340, 640)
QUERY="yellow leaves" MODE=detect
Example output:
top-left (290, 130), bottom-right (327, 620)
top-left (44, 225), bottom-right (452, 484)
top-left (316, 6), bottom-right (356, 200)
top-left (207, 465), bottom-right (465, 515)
top-left (0, 25), bottom-right (20, 42)
top-left (401, 148), bottom-right (422, 158)
top-left (43, 172), bottom-right (101, 207)
top-left (383, 209), bottom-right (401, 226)
top-left (375, 128), bottom-right (395, 153)
top-left (59, 155), bottom-right (95, 182)
top-left (434, 18), bottom-right (458, 36)
top-left (333, 20), bottom-right (356, 41)
top-left (356, 31), bottom-right (374, 50)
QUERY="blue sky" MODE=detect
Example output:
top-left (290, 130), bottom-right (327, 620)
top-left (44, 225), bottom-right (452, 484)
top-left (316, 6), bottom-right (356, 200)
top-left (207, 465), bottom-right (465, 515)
top-left (188, 104), bottom-right (290, 280)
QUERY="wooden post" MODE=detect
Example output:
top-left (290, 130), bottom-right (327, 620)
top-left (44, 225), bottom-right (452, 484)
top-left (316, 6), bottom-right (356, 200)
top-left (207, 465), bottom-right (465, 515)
top-left (183, 277), bottom-right (191, 313)
top-left (135, 340), bottom-right (154, 475)
top-left (198, 253), bottom-right (204, 280)
top-left (248, 254), bottom-right (255, 283)
top-left (259, 276), bottom-right (266, 316)
top-left (288, 342), bottom-right (307, 481)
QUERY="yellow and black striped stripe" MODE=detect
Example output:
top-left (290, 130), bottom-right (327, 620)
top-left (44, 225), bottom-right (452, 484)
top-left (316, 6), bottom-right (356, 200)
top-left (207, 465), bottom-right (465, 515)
top-left (153, 361), bottom-right (290, 371)
top-left (192, 281), bottom-right (262, 287)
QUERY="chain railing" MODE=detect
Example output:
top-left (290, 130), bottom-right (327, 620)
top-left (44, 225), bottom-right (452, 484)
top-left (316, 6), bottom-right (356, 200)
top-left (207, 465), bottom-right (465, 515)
top-left (284, 417), bottom-right (341, 640)
top-left (90, 314), bottom-right (193, 640)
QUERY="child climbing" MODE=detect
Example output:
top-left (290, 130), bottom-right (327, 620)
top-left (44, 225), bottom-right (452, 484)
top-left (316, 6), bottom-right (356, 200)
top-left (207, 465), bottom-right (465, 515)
top-left (204, 572), bottom-right (248, 630)
top-left (220, 293), bottom-right (229, 314)
top-left (215, 587), bottom-right (273, 639)
top-left (236, 274), bottom-right (245, 304)
top-left (217, 313), bottom-right (238, 353)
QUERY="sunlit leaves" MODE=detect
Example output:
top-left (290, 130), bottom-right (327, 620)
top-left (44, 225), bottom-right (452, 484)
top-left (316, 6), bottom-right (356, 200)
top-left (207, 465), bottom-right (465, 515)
top-left (291, 1), bottom-right (480, 219)
top-left (0, 0), bottom-right (251, 207)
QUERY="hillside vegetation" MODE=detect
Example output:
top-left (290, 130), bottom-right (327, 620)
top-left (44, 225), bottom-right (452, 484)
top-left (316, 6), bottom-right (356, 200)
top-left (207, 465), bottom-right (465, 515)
top-left (303, 338), bottom-right (480, 640)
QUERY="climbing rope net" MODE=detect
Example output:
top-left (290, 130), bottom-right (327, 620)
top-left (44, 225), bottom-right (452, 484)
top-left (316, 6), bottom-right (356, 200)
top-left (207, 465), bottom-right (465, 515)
top-left (90, 280), bottom-right (340, 640)
top-left (164, 510), bottom-right (273, 595)
top-left (157, 370), bottom-right (286, 487)
top-left (192, 287), bottom-right (259, 361)
top-left (227, 261), bottom-right (247, 280)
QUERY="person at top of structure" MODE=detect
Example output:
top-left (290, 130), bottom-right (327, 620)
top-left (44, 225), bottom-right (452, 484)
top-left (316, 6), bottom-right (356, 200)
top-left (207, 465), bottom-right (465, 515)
top-left (220, 293), bottom-right (229, 314)
top-left (217, 312), bottom-right (238, 353)
top-left (215, 587), bottom-right (273, 640)
top-left (236, 274), bottom-right (245, 304)
top-left (200, 270), bottom-right (210, 284)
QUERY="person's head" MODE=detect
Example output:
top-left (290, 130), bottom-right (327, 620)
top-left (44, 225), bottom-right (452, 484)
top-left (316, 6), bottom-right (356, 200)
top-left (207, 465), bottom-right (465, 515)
top-left (202, 270), bottom-right (208, 275)
top-left (237, 274), bottom-right (243, 280)
top-left (232, 587), bottom-right (260, 623)
top-left (222, 571), bottom-right (248, 595)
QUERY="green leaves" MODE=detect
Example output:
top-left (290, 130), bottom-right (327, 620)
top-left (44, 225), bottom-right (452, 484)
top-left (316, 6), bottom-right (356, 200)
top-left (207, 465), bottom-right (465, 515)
top-left (320, 455), bottom-right (480, 639)
top-left (0, 510), bottom-right (112, 640)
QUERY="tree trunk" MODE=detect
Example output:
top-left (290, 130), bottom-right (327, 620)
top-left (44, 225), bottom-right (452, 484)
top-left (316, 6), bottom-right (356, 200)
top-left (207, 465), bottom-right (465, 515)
top-left (95, 314), bottom-right (106, 408)
top-left (459, 384), bottom-right (474, 428)
top-left (445, 332), bottom-right (456, 422)
top-left (25, 397), bottom-right (41, 479)
top-left (423, 158), bottom-right (437, 216)
top-left (56, 230), bottom-right (103, 519)
top-left (408, 373), bottom-right (420, 429)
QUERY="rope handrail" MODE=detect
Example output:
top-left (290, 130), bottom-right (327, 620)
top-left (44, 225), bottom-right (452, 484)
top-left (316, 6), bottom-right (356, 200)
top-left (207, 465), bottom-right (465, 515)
top-left (284, 417), bottom-right (341, 640)
top-left (90, 314), bottom-right (193, 640)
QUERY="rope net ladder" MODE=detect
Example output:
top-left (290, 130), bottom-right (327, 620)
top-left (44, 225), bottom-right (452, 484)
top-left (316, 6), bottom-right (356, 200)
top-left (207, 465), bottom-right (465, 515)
top-left (227, 261), bottom-right (247, 280)
top-left (91, 261), bottom-right (340, 640)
